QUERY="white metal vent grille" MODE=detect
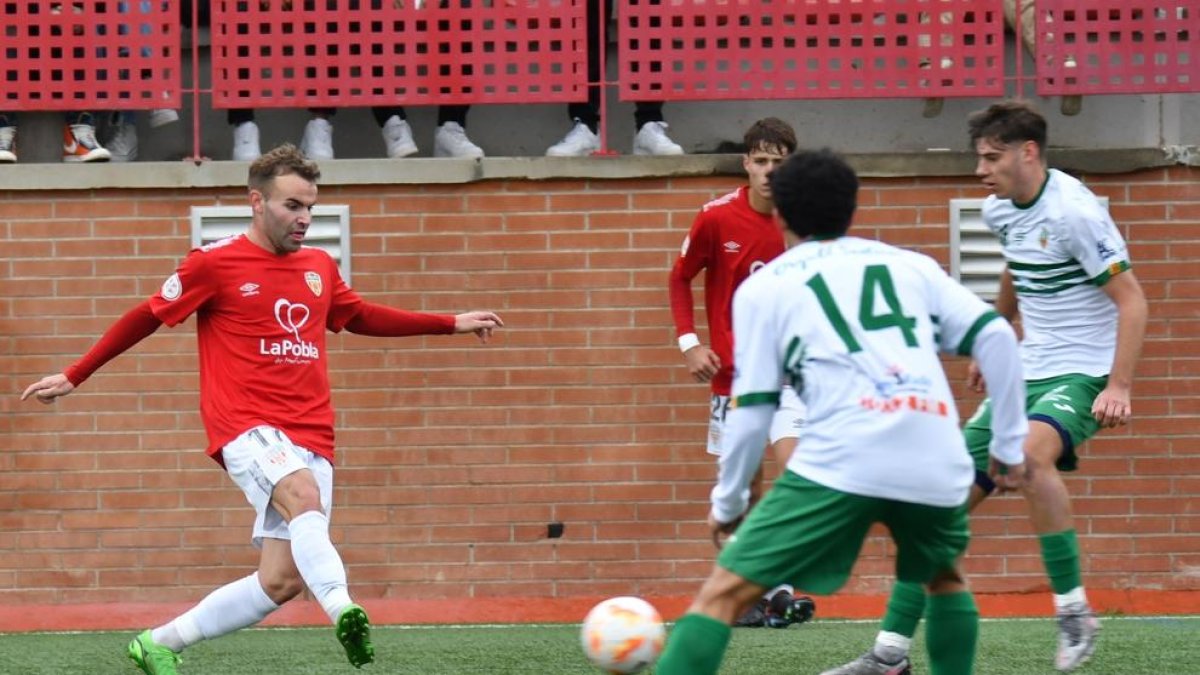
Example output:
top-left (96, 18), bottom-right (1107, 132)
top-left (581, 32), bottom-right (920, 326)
top-left (189, 205), bottom-right (352, 284)
top-left (949, 198), bottom-right (1003, 301)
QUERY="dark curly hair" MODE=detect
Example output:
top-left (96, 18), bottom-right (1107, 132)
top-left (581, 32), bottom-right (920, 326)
top-left (769, 149), bottom-right (858, 240)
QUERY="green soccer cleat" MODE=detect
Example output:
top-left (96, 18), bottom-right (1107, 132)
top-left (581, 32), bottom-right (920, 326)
top-left (336, 603), bottom-right (375, 668)
top-left (127, 630), bottom-right (182, 675)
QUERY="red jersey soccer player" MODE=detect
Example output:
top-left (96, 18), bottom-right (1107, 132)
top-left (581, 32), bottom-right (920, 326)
top-left (668, 118), bottom-right (813, 628)
top-left (21, 145), bottom-right (502, 675)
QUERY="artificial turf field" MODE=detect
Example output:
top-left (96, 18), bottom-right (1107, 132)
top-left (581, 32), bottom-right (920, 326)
top-left (1, 615), bottom-right (1196, 674)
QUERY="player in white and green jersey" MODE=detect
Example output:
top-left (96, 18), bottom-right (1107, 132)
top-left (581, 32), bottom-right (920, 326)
top-left (656, 149), bottom-right (1029, 675)
top-left (839, 101), bottom-right (1148, 675)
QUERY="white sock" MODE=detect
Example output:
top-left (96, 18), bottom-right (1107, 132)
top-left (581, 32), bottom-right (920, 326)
top-left (151, 572), bottom-right (278, 652)
top-left (288, 510), bottom-right (353, 622)
top-left (1053, 586), bottom-right (1089, 611)
top-left (763, 583), bottom-right (793, 600)
top-left (874, 631), bottom-right (913, 660)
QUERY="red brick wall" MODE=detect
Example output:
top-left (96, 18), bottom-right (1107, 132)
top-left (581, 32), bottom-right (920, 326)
top-left (2, 168), bottom-right (1196, 605)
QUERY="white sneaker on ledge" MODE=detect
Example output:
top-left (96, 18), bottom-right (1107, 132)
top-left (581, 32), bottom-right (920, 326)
top-left (231, 121), bottom-right (261, 161)
top-left (106, 121), bottom-right (139, 162)
top-left (434, 121), bottom-right (483, 158)
top-left (0, 126), bottom-right (17, 163)
top-left (381, 115), bottom-right (418, 158)
top-left (633, 121), bottom-right (683, 156)
top-left (300, 117), bottom-right (334, 160)
top-left (148, 108), bottom-right (180, 128)
top-left (546, 119), bottom-right (599, 157)
top-left (63, 123), bottom-right (111, 163)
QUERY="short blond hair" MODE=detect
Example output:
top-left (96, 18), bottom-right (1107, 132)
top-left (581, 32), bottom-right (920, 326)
top-left (248, 143), bottom-right (321, 196)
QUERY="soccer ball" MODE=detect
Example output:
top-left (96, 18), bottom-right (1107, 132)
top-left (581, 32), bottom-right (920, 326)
top-left (580, 596), bottom-right (666, 674)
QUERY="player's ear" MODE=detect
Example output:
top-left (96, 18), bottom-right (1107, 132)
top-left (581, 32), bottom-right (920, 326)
top-left (249, 189), bottom-right (265, 214)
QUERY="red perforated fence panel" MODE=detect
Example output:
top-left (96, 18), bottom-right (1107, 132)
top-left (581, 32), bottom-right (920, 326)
top-left (1, 1), bottom-right (181, 110)
top-left (209, 1), bottom-right (587, 109)
top-left (617, 0), bottom-right (1005, 101)
top-left (1036, 1), bottom-right (1199, 95)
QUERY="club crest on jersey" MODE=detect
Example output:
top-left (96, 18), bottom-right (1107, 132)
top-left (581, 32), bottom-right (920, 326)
top-left (304, 271), bottom-right (323, 297)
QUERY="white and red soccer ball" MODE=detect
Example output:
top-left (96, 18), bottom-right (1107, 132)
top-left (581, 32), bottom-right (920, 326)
top-left (580, 596), bottom-right (666, 674)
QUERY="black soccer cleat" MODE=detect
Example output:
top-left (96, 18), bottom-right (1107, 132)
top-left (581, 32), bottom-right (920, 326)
top-left (734, 597), bottom-right (769, 627)
top-left (765, 590), bottom-right (816, 628)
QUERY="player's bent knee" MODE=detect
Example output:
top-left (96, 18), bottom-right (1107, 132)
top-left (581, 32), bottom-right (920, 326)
top-left (259, 570), bottom-right (305, 603)
top-left (691, 566), bottom-right (766, 623)
top-left (271, 470), bottom-right (322, 519)
top-left (926, 567), bottom-right (966, 595)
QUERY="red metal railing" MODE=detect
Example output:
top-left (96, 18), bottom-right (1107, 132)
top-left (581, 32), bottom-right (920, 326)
top-left (618, 0), bottom-right (1005, 101)
top-left (208, 1), bottom-right (588, 109)
top-left (1035, 0), bottom-right (1199, 96)
top-left (1, 1), bottom-right (1198, 159)
top-left (2, 0), bottom-right (181, 110)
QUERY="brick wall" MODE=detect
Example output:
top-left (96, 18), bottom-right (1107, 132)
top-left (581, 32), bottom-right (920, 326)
top-left (2, 167), bottom-right (1197, 605)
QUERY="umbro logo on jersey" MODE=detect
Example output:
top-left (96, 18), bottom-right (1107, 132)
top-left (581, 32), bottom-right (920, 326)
top-left (724, 241), bottom-right (742, 253)
top-left (239, 283), bottom-right (260, 297)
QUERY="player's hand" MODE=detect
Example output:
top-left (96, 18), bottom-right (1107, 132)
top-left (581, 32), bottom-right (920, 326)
top-left (708, 511), bottom-right (742, 550)
top-left (1091, 384), bottom-right (1132, 428)
top-left (684, 345), bottom-right (721, 383)
top-left (21, 373), bottom-right (75, 404)
top-left (966, 360), bottom-right (986, 393)
top-left (990, 458), bottom-right (1030, 493)
top-left (454, 311), bottom-right (504, 344)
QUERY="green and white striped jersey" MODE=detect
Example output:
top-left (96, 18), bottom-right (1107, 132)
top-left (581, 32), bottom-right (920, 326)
top-left (983, 169), bottom-right (1130, 380)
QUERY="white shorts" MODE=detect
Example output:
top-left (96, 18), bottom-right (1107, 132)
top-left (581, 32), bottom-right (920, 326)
top-left (222, 425), bottom-right (334, 548)
top-left (707, 386), bottom-right (807, 456)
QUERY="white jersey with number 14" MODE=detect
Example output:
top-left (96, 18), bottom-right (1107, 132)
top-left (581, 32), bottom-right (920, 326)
top-left (730, 236), bottom-right (1001, 507)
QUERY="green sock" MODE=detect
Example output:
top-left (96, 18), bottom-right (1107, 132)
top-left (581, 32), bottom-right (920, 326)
top-left (880, 580), bottom-right (927, 638)
top-left (1039, 529), bottom-right (1082, 594)
top-left (655, 613), bottom-right (731, 675)
top-left (924, 591), bottom-right (978, 675)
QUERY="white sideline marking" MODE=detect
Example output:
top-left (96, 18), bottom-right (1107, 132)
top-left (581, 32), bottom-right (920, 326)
top-left (8, 615), bottom-right (1200, 636)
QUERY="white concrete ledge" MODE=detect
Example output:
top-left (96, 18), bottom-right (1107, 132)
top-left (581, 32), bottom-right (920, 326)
top-left (0, 148), bottom-right (1181, 191)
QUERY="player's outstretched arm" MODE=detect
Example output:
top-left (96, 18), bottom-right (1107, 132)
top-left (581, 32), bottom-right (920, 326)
top-left (20, 374), bottom-right (75, 404)
top-left (20, 299), bottom-right (162, 405)
top-left (453, 311), bottom-right (504, 344)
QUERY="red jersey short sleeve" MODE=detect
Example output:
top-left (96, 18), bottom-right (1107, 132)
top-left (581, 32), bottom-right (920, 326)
top-left (325, 259), bottom-right (364, 332)
top-left (149, 243), bottom-right (220, 327)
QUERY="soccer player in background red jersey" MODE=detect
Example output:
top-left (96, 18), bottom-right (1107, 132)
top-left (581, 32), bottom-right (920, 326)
top-left (668, 118), bottom-right (814, 629)
top-left (22, 144), bottom-right (503, 674)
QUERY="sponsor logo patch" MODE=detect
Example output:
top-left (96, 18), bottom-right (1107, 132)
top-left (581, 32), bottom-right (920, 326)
top-left (260, 298), bottom-right (320, 361)
top-left (160, 273), bottom-right (182, 301)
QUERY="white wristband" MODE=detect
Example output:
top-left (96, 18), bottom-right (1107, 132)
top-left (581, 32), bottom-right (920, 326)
top-left (678, 333), bottom-right (701, 353)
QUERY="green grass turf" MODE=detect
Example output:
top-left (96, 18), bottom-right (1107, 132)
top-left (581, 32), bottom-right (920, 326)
top-left (1, 616), bottom-right (1196, 674)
